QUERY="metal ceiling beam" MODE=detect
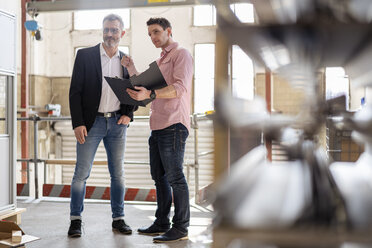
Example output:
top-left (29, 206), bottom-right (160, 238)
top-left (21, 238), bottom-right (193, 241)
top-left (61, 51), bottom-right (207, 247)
top-left (27, 0), bottom-right (215, 12)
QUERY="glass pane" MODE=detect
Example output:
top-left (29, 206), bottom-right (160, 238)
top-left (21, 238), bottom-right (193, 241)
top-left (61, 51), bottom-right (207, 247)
top-left (195, 44), bottom-right (215, 113)
top-left (193, 5), bottom-right (216, 26)
top-left (0, 75), bottom-right (7, 134)
top-left (326, 67), bottom-right (349, 110)
top-left (195, 79), bottom-right (214, 114)
top-left (231, 3), bottom-right (255, 23)
top-left (195, 44), bottom-right (215, 78)
top-left (74, 9), bottom-right (130, 30)
top-left (232, 45), bottom-right (254, 100)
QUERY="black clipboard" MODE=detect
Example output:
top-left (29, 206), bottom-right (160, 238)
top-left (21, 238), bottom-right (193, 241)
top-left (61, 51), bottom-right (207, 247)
top-left (105, 77), bottom-right (151, 107)
top-left (105, 61), bottom-right (167, 106)
top-left (130, 61), bottom-right (167, 89)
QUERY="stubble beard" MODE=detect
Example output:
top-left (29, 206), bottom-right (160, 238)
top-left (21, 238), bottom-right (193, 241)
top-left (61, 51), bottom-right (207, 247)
top-left (104, 37), bottom-right (119, 48)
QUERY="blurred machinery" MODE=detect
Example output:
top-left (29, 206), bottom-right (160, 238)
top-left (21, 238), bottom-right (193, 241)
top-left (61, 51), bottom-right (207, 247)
top-left (16, 0), bottom-right (372, 246)
top-left (330, 104), bottom-right (372, 230)
top-left (211, 0), bottom-right (372, 247)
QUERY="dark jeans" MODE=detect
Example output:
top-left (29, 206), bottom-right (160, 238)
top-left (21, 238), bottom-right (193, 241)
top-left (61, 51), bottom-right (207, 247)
top-left (149, 123), bottom-right (190, 233)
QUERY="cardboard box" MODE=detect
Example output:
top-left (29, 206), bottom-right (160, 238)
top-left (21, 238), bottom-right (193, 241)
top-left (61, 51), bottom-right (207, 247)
top-left (11, 231), bottom-right (21, 243)
top-left (0, 221), bottom-right (39, 248)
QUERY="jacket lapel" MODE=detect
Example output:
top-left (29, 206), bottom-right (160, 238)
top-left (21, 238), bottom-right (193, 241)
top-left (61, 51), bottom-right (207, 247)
top-left (119, 51), bottom-right (127, 78)
top-left (93, 44), bottom-right (102, 85)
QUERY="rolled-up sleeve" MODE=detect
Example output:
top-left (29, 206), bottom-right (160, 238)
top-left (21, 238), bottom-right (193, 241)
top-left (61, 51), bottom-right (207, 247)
top-left (172, 49), bottom-right (193, 98)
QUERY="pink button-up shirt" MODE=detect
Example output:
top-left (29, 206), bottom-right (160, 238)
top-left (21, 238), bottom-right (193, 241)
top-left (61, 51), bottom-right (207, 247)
top-left (149, 42), bottom-right (193, 131)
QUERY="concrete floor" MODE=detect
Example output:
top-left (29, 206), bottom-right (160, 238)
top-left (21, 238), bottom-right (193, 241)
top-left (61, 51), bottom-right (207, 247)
top-left (16, 197), bottom-right (214, 248)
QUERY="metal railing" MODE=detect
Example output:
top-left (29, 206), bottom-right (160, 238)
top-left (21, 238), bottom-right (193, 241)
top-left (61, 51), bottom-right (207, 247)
top-left (8, 114), bottom-right (213, 202)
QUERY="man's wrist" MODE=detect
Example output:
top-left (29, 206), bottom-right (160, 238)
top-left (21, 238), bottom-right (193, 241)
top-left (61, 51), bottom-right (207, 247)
top-left (149, 89), bottom-right (156, 100)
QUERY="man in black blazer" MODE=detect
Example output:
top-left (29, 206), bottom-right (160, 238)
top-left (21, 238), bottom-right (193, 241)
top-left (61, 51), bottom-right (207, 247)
top-left (68, 14), bottom-right (137, 238)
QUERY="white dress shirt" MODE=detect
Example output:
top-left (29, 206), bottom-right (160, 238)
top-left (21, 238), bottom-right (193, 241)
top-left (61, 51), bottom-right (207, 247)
top-left (98, 43), bottom-right (123, 113)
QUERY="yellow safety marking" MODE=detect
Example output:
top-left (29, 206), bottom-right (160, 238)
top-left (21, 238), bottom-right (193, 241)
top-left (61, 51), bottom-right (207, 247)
top-left (148, 0), bottom-right (169, 3)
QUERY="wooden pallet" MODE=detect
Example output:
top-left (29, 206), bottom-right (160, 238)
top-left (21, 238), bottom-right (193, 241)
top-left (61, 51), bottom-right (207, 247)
top-left (0, 208), bottom-right (26, 225)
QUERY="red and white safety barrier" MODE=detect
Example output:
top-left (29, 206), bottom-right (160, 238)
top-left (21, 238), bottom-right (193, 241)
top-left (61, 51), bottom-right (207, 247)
top-left (17, 183), bottom-right (29, 196)
top-left (16, 183), bottom-right (156, 202)
top-left (42, 184), bottom-right (157, 201)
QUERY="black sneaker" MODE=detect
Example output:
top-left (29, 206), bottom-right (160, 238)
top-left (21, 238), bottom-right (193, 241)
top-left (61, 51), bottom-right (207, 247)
top-left (153, 227), bottom-right (188, 243)
top-left (112, 219), bottom-right (132, 235)
top-left (138, 223), bottom-right (170, 236)
top-left (68, 219), bottom-right (82, 238)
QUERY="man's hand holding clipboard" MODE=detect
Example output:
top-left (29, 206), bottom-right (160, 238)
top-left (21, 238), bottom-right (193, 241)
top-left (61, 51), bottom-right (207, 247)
top-left (105, 61), bottom-right (167, 106)
top-left (126, 86), bottom-right (153, 101)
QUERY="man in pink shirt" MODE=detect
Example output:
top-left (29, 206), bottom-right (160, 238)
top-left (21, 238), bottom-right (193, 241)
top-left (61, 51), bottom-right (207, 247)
top-left (122, 17), bottom-right (193, 243)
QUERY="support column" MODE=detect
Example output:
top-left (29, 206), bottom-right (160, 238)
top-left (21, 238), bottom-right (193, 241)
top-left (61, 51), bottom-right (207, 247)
top-left (213, 23), bottom-right (231, 180)
top-left (265, 69), bottom-right (272, 161)
top-left (21, 0), bottom-right (29, 183)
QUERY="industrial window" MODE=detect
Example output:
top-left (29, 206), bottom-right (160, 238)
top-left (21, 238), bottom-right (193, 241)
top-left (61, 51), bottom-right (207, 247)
top-left (193, 5), bottom-right (216, 26)
top-left (325, 67), bottom-right (350, 110)
top-left (232, 45), bottom-right (254, 100)
top-left (193, 3), bottom-right (254, 26)
top-left (74, 9), bottom-right (130, 30)
top-left (194, 44), bottom-right (255, 113)
top-left (194, 44), bottom-right (215, 113)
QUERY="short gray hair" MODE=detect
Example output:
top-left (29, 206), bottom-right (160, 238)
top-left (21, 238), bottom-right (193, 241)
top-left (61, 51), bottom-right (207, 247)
top-left (102, 14), bottom-right (124, 30)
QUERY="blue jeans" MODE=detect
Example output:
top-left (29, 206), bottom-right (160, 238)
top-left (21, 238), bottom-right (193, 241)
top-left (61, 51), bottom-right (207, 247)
top-left (70, 115), bottom-right (127, 219)
top-left (149, 123), bottom-right (190, 233)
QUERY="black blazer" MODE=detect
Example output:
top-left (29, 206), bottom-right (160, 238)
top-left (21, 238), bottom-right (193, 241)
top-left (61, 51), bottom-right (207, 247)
top-left (69, 44), bottom-right (137, 132)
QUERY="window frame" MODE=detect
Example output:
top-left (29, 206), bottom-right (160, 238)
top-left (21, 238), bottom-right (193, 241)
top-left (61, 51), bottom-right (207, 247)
top-left (193, 3), bottom-right (254, 27)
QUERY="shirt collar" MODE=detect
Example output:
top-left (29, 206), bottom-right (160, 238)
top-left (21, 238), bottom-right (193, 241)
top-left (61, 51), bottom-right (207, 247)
top-left (100, 43), bottom-right (120, 58)
top-left (161, 42), bottom-right (178, 57)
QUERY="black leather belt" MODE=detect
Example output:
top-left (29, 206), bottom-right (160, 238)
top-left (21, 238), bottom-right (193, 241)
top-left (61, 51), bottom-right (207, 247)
top-left (97, 110), bottom-right (121, 118)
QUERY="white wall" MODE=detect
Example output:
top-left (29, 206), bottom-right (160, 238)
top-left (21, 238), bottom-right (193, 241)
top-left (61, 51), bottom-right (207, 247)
top-left (30, 12), bottom-right (73, 77)
top-left (0, 1), bottom-right (18, 17)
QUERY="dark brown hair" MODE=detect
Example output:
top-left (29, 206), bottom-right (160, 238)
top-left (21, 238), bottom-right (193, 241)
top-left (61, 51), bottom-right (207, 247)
top-left (146, 17), bottom-right (172, 30)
